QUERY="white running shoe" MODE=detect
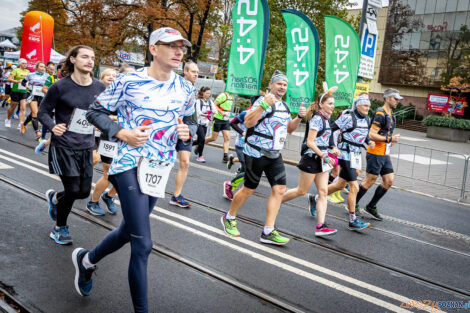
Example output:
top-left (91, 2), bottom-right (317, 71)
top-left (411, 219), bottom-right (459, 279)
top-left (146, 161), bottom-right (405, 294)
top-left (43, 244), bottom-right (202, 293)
top-left (4, 119), bottom-right (11, 128)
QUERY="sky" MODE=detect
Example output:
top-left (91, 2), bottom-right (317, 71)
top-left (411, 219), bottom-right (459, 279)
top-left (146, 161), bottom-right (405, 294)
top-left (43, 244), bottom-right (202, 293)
top-left (0, 0), bottom-right (389, 32)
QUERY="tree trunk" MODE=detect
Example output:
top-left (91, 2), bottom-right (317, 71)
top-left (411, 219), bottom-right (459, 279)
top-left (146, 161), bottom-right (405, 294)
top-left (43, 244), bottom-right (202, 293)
top-left (145, 23), bottom-right (154, 66)
top-left (192, 0), bottom-right (212, 62)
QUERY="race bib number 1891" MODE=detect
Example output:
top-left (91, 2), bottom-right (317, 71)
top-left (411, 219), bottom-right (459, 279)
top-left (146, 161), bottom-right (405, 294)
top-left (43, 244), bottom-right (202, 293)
top-left (137, 158), bottom-right (174, 198)
top-left (68, 108), bottom-right (94, 134)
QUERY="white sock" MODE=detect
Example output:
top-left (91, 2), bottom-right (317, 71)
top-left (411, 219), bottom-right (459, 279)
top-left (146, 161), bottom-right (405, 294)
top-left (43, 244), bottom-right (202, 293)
top-left (349, 212), bottom-right (356, 223)
top-left (315, 194), bottom-right (319, 201)
top-left (225, 212), bottom-right (236, 220)
top-left (82, 252), bottom-right (95, 269)
top-left (263, 226), bottom-right (274, 235)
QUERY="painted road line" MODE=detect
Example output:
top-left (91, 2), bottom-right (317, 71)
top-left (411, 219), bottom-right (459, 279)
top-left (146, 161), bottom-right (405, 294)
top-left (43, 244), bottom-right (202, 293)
top-left (154, 208), bottom-right (442, 313)
top-left (389, 154), bottom-right (449, 165)
top-left (151, 212), bottom-right (414, 313)
top-left (0, 161), bottom-right (13, 169)
top-left (399, 136), bottom-right (427, 142)
top-left (0, 148), bottom-right (49, 169)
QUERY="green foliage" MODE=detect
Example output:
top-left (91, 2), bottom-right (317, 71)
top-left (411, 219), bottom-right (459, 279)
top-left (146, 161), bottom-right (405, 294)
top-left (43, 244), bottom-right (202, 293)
top-left (235, 97), bottom-right (252, 111)
top-left (422, 115), bottom-right (470, 130)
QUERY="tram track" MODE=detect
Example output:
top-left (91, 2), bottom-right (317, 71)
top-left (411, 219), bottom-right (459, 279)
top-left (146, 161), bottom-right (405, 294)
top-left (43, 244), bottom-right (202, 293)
top-left (1, 135), bottom-right (469, 300)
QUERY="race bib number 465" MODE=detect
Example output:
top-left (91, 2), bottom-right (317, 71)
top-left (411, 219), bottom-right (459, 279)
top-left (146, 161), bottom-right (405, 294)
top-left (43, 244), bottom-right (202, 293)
top-left (137, 158), bottom-right (174, 198)
top-left (68, 108), bottom-right (94, 134)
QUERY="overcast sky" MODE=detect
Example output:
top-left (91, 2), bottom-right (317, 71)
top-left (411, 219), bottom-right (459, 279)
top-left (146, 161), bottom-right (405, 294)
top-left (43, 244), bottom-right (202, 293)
top-left (0, 0), bottom-right (389, 31)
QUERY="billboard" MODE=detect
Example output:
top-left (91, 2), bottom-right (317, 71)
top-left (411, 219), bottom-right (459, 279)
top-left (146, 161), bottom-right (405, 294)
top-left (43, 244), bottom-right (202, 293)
top-left (427, 94), bottom-right (466, 115)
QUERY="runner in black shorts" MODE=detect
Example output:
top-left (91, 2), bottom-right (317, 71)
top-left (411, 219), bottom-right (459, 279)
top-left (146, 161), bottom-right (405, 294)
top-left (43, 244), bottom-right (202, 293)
top-left (323, 95), bottom-right (374, 231)
top-left (169, 61), bottom-right (199, 208)
top-left (282, 84), bottom-right (339, 237)
top-left (38, 45), bottom-right (106, 245)
top-left (23, 61), bottom-right (49, 138)
top-left (221, 71), bottom-right (305, 245)
top-left (355, 88), bottom-right (402, 221)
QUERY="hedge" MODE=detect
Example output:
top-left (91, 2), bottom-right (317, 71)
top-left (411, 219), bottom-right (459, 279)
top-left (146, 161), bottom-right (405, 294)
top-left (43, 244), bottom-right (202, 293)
top-left (422, 115), bottom-right (470, 130)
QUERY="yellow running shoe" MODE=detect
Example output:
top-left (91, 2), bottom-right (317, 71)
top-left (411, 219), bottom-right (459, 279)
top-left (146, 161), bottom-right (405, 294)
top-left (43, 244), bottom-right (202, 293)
top-left (327, 192), bottom-right (342, 203)
top-left (335, 190), bottom-right (345, 202)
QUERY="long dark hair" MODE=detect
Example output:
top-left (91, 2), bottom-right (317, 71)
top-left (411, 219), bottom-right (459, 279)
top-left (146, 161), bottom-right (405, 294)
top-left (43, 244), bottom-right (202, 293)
top-left (62, 45), bottom-right (94, 76)
top-left (197, 86), bottom-right (211, 99)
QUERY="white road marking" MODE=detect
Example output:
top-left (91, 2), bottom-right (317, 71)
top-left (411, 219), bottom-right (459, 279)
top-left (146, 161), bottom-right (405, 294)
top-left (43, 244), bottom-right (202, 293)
top-left (399, 136), bottom-right (428, 142)
top-left (0, 161), bottom-right (13, 169)
top-left (389, 154), bottom-right (449, 165)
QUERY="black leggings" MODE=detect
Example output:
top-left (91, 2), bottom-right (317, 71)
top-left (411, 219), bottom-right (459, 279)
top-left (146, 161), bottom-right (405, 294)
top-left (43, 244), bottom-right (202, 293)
top-left (195, 124), bottom-right (207, 156)
top-left (56, 175), bottom-right (92, 226)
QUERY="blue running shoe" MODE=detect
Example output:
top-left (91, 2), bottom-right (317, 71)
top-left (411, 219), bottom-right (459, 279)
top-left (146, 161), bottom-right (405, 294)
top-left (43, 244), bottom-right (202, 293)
top-left (308, 194), bottom-right (317, 217)
top-left (50, 226), bottom-right (73, 245)
top-left (72, 248), bottom-right (96, 296)
top-left (169, 194), bottom-right (191, 208)
top-left (35, 139), bottom-right (46, 154)
top-left (86, 201), bottom-right (106, 216)
top-left (45, 189), bottom-right (57, 221)
top-left (101, 193), bottom-right (118, 214)
top-left (349, 218), bottom-right (371, 231)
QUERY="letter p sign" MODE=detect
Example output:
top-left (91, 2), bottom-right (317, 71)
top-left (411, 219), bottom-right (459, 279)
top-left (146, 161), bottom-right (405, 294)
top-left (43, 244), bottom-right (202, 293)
top-left (362, 28), bottom-right (376, 58)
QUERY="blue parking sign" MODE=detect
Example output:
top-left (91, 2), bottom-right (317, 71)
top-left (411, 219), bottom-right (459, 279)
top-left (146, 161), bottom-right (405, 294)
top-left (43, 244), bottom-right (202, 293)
top-left (361, 28), bottom-right (376, 58)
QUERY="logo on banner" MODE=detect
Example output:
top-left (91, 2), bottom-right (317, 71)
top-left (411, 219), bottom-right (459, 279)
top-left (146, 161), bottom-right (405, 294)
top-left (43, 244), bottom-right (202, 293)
top-left (119, 53), bottom-right (130, 60)
top-left (26, 49), bottom-right (37, 60)
top-left (30, 22), bottom-right (41, 34)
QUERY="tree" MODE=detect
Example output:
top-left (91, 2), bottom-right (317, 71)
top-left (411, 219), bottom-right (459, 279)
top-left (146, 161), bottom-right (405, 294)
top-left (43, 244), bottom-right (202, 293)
top-left (210, 0), bottom-right (233, 80)
top-left (441, 25), bottom-right (470, 85)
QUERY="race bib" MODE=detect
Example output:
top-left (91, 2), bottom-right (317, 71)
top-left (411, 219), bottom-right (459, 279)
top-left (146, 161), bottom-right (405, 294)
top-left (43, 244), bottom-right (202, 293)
top-left (350, 152), bottom-right (362, 170)
top-left (137, 158), bottom-right (174, 198)
top-left (32, 85), bottom-right (44, 97)
top-left (385, 142), bottom-right (391, 155)
top-left (273, 128), bottom-right (287, 151)
top-left (98, 140), bottom-right (118, 158)
top-left (17, 83), bottom-right (26, 91)
top-left (68, 108), bottom-right (94, 134)
top-left (322, 158), bottom-right (333, 173)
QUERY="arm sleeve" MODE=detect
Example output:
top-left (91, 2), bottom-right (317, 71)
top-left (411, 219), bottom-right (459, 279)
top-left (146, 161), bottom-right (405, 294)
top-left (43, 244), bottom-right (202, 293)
top-left (86, 79), bottom-right (124, 140)
top-left (37, 83), bottom-right (59, 131)
top-left (230, 117), bottom-right (244, 135)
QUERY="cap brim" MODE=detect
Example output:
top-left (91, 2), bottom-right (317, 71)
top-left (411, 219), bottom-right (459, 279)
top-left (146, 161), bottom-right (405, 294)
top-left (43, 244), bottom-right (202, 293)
top-left (159, 36), bottom-right (192, 47)
top-left (395, 95), bottom-right (404, 100)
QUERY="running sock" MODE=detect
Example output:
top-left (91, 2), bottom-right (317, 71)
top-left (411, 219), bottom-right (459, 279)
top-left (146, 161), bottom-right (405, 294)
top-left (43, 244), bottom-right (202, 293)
top-left (24, 113), bottom-right (32, 126)
top-left (316, 223), bottom-right (324, 229)
top-left (103, 192), bottom-right (112, 199)
top-left (366, 185), bottom-right (388, 209)
top-left (355, 184), bottom-right (368, 204)
top-left (31, 117), bottom-right (39, 132)
top-left (349, 212), bottom-right (356, 223)
top-left (82, 252), bottom-right (95, 269)
top-left (225, 212), bottom-right (236, 220)
top-left (263, 226), bottom-right (274, 235)
top-left (328, 174), bottom-right (335, 184)
top-left (224, 153), bottom-right (228, 158)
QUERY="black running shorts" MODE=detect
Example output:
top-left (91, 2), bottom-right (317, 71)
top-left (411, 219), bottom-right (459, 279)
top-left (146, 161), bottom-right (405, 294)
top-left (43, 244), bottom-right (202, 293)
top-left (297, 153), bottom-right (323, 174)
top-left (48, 145), bottom-right (93, 177)
top-left (212, 120), bottom-right (230, 132)
top-left (244, 154), bottom-right (286, 189)
top-left (10, 91), bottom-right (28, 102)
top-left (338, 159), bottom-right (358, 182)
top-left (366, 153), bottom-right (394, 176)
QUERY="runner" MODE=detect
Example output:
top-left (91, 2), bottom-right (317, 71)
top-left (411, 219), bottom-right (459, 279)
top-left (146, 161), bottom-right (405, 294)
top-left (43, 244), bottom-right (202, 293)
top-left (38, 45), bottom-right (106, 245)
top-left (5, 58), bottom-right (30, 129)
top-left (355, 88), bottom-right (402, 221)
top-left (194, 86), bottom-right (216, 162)
top-left (71, 27), bottom-right (192, 313)
top-left (46, 61), bottom-right (56, 76)
top-left (35, 63), bottom-right (64, 154)
top-left (169, 61), bottom-right (198, 208)
top-left (221, 70), bottom-right (306, 245)
top-left (119, 63), bottom-right (135, 73)
top-left (22, 61), bottom-right (49, 138)
top-left (310, 94), bottom-right (373, 231)
top-left (281, 83), bottom-right (340, 237)
top-left (2, 64), bottom-right (12, 107)
top-left (86, 68), bottom-right (118, 216)
top-left (204, 91), bottom-right (234, 162)
top-left (223, 110), bottom-right (247, 200)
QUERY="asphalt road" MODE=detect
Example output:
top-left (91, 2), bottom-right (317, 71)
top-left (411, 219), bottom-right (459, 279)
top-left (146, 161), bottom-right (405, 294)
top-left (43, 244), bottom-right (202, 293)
top-left (1, 119), bottom-right (470, 313)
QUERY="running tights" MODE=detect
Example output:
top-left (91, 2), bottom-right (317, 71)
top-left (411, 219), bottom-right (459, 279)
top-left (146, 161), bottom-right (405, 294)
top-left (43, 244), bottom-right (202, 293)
top-left (89, 168), bottom-right (157, 313)
top-left (56, 175), bottom-right (92, 226)
top-left (195, 125), bottom-right (207, 156)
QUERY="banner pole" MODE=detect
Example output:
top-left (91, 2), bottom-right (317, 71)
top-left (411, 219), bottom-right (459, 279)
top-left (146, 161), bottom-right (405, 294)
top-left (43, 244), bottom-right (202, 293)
top-left (357, 0), bottom-right (369, 84)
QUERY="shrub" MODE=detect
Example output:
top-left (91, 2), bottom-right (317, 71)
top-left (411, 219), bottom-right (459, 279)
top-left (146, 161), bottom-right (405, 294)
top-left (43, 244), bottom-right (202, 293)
top-left (422, 115), bottom-right (470, 130)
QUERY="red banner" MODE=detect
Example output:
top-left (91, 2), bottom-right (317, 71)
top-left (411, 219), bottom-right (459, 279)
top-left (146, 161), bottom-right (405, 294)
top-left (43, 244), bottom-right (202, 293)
top-left (427, 94), bottom-right (466, 115)
top-left (20, 11), bottom-right (54, 71)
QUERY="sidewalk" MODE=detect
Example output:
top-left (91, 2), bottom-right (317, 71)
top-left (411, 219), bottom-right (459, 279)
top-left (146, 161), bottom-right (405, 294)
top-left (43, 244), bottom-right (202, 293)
top-left (208, 123), bottom-right (470, 203)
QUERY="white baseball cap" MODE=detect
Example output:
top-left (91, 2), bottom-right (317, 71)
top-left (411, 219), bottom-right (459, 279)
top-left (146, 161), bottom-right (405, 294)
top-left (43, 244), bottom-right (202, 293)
top-left (383, 88), bottom-right (404, 100)
top-left (149, 27), bottom-right (191, 47)
top-left (18, 58), bottom-right (27, 65)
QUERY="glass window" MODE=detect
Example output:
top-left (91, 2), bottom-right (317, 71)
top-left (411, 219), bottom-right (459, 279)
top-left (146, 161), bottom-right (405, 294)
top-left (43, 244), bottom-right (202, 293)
top-left (446, 0), bottom-right (458, 12)
top-left (401, 33), bottom-right (412, 50)
top-left (425, 0), bottom-right (437, 14)
top-left (457, 0), bottom-right (469, 11)
top-left (444, 12), bottom-right (457, 30)
top-left (416, 0), bottom-right (426, 14)
top-left (420, 31), bottom-right (431, 49)
top-left (433, 13), bottom-right (445, 27)
top-left (423, 13), bottom-right (434, 29)
top-left (410, 32), bottom-right (421, 49)
top-left (408, 0), bottom-right (417, 11)
top-left (454, 12), bottom-right (468, 30)
top-left (435, 0), bottom-right (446, 13)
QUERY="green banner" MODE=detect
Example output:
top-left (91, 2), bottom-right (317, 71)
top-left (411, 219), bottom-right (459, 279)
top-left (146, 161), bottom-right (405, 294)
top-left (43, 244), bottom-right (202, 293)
top-left (282, 9), bottom-right (320, 113)
top-left (225, 0), bottom-right (270, 96)
top-left (323, 15), bottom-right (361, 107)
